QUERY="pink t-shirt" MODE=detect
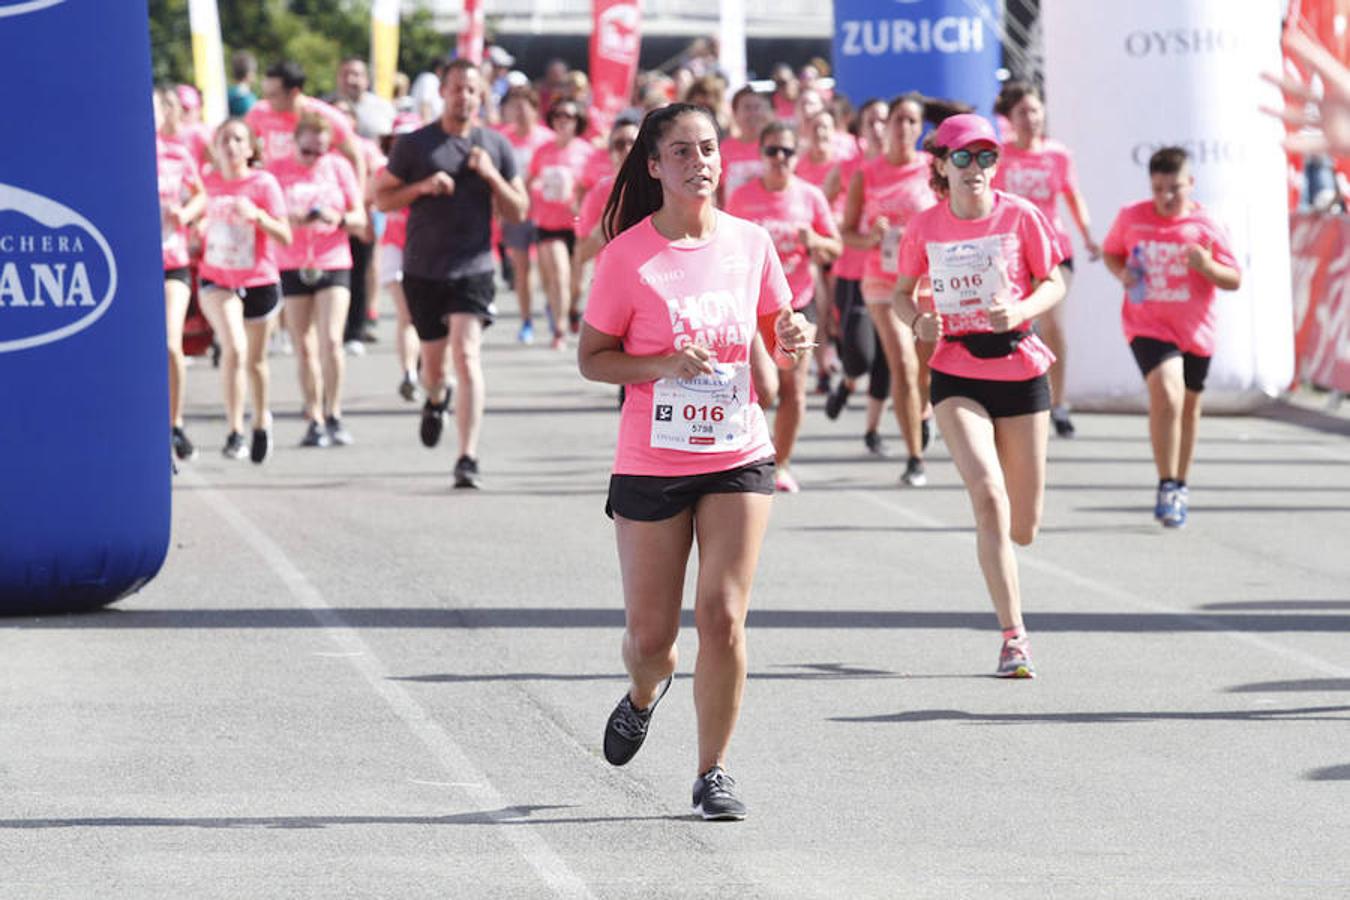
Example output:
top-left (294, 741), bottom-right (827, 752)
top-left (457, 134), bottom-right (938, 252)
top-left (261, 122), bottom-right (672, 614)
top-left (1102, 200), bottom-right (1239, 356)
top-left (576, 172), bottom-right (615, 240)
top-left (726, 177), bottom-right (837, 310)
top-left (720, 137), bottom-right (764, 199)
top-left (162, 124), bottom-right (211, 171)
top-left (499, 123), bottom-right (555, 186)
top-left (794, 151), bottom-right (836, 190)
top-left (585, 211), bottom-right (792, 476)
top-left (528, 137), bottom-right (596, 231)
top-left (898, 190), bottom-right (1065, 381)
top-left (834, 154), bottom-right (869, 280)
top-left (268, 153), bottom-right (361, 272)
top-left (156, 137), bottom-right (201, 270)
top-left (198, 169), bottom-right (287, 290)
top-left (245, 98), bottom-right (355, 168)
top-left (991, 139), bottom-right (1079, 252)
top-left (861, 154), bottom-right (938, 286)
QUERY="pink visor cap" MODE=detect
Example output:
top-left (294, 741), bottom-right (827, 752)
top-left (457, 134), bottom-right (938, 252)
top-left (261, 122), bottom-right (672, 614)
top-left (931, 113), bottom-right (999, 150)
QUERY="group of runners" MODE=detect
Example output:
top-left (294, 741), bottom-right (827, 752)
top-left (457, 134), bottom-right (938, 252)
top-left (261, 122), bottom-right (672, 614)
top-left (156, 57), bottom-right (1242, 821)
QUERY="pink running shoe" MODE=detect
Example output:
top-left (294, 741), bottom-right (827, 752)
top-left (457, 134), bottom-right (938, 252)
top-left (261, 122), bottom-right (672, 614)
top-left (997, 636), bottom-right (1036, 679)
top-left (774, 469), bottom-right (800, 493)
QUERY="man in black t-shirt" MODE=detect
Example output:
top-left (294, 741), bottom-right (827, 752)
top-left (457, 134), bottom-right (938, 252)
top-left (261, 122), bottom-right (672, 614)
top-left (375, 59), bottom-right (528, 488)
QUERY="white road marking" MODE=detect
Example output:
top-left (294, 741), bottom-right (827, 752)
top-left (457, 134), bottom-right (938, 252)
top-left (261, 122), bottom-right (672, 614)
top-left (183, 469), bottom-right (596, 899)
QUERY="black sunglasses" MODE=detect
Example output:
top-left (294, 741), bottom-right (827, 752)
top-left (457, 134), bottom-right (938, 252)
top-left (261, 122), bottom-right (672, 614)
top-left (610, 138), bottom-right (634, 153)
top-left (762, 145), bottom-right (796, 159)
top-left (949, 148), bottom-right (999, 169)
top-left (298, 147), bottom-right (323, 159)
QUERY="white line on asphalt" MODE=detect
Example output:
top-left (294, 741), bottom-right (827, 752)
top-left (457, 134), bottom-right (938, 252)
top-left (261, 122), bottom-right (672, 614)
top-left (182, 469), bottom-right (597, 900)
top-left (854, 491), bottom-right (1350, 678)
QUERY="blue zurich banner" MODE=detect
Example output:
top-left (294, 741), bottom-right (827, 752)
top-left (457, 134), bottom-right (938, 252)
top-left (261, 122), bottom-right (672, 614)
top-left (0, 1), bottom-right (170, 613)
top-left (832, 0), bottom-right (1004, 117)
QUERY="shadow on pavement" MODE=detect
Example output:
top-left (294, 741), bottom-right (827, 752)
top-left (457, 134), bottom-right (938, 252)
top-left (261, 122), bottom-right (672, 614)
top-left (1199, 600), bottom-right (1350, 612)
top-left (9, 607), bottom-right (1349, 632)
top-left (1226, 679), bottom-right (1350, 693)
top-left (0, 806), bottom-right (693, 829)
top-left (391, 663), bottom-right (973, 685)
top-left (1307, 764), bottom-right (1350, 781)
top-left (831, 705), bottom-right (1350, 725)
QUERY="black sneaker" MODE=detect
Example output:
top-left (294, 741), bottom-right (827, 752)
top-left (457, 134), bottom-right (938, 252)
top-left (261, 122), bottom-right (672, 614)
top-left (825, 380), bottom-right (851, 420)
top-left (603, 674), bottom-right (673, 766)
top-left (250, 426), bottom-right (272, 464)
top-left (814, 371), bottom-right (832, 395)
top-left (420, 389), bottom-right (451, 448)
top-left (171, 426), bottom-right (197, 461)
top-left (300, 420), bottom-right (331, 448)
top-left (1051, 407), bottom-right (1076, 438)
top-left (326, 416), bottom-right (353, 446)
top-left (921, 417), bottom-right (933, 451)
top-left (692, 766), bottom-right (748, 821)
top-left (900, 456), bottom-right (927, 487)
top-left (864, 430), bottom-right (889, 458)
top-left (453, 455), bottom-right (481, 489)
top-left (221, 431), bottom-right (247, 460)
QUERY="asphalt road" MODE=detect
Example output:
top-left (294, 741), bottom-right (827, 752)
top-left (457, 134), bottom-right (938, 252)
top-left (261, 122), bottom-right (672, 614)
top-left (4, 309), bottom-right (1348, 899)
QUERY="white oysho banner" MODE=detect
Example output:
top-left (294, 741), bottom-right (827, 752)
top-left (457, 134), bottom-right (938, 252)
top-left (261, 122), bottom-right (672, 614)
top-left (1042, 0), bottom-right (1293, 412)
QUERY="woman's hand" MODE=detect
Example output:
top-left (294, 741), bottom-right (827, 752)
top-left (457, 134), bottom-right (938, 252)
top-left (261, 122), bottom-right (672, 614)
top-left (987, 299), bottom-right (1024, 333)
top-left (774, 306), bottom-right (815, 356)
top-left (911, 310), bottom-right (942, 342)
top-left (663, 344), bottom-right (716, 380)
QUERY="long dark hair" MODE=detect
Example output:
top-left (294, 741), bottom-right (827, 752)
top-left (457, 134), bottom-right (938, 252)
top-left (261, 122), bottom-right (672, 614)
top-left (601, 103), bottom-right (719, 242)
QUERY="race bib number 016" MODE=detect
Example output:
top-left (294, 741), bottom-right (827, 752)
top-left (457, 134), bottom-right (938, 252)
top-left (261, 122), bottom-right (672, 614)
top-left (650, 363), bottom-right (753, 453)
top-left (929, 235), bottom-right (1009, 315)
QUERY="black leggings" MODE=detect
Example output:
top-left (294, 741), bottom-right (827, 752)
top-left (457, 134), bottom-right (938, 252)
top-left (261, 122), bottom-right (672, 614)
top-left (834, 278), bottom-right (890, 401)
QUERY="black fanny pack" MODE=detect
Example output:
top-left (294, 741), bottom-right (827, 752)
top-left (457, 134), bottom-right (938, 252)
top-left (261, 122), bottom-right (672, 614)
top-left (943, 330), bottom-right (1030, 359)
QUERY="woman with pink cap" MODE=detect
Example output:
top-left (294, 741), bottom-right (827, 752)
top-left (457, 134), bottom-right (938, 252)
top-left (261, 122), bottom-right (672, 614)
top-left (892, 113), bottom-right (1067, 679)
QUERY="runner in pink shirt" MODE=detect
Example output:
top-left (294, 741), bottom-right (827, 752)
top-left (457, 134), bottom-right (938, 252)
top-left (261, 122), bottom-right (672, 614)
top-left (154, 90), bottom-right (207, 465)
top-left (497, 86), bottom-right (555, 344)
top-left (577, 103), bottom-right (813, 821)
top-left (1102, 146), bottom-right (1241, 529)
top-left (198, 119), bottom-right (293, 465)
top-left (717, 86), bottom-right (773, 203)
top-left (727, 122), bottom-right (841, 492)
top-left (269, 114), bottom-right (366, 449)
top-left (825, 99), bottom-right (894, 456)
top-left (246, 60), bottom-right (366, 188)
top-left (842, 93), bottom-right (939, 486)
top-left (893, 113), bottom-right (1067, 679)
top-left (156, 84), bottom-right (212, 171)
top-left (992, 81), bottom-right (1102, 438)
top-left (376, 119), bottom-right (421, 403)
top-left (529, 97), bottom-right (600, 349)
top-left (575, 117), bottom-right (640, 265)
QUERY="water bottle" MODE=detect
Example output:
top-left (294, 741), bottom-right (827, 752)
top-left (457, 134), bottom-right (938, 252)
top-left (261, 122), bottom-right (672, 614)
top-left (1126, 245), bottom-right (1148, 304)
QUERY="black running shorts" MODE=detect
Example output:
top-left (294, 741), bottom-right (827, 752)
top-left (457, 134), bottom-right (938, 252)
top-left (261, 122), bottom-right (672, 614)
top-left (402, 271), bottom-right (497, 339)
top-left (930, 370), bottom-right (1051, 419)
top-left (1129, 337), bottom-right (1212, 393)
top-left (200, 280), bottom-right (281, 321)
top-left (280, 268), bottom-right (352, 296)
top-left (605, 458), bottom-right (776, 522)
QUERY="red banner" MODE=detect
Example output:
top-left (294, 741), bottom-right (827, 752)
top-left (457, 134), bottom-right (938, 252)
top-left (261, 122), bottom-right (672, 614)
top-left (589, 0), bottom-right (642, 134)
top-left (1290, 212), bottom-right (1350, 391)
top-left (458, 0), bottom-right (484, 64)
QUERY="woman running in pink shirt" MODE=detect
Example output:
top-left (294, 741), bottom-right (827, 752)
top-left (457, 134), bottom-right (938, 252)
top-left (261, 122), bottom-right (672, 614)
top-left (578, 103), bottom-right (813, 820)
top-left (529, 98), bottom-right (599, 349)
top-left (727, 121), bottom-right (841, 492)
top-left (155, 89), bottom-right (207, 464)
top-left (893, 114), bottom-right (1067, 679)
top-left (992, 81), bottom-right (1101, 438)
top-left (198, 119), bottom-right (293, 463)
top-left (842, 93), bottom-right (939, 487)
top-left (270, 114), bottom-right (366, 448)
